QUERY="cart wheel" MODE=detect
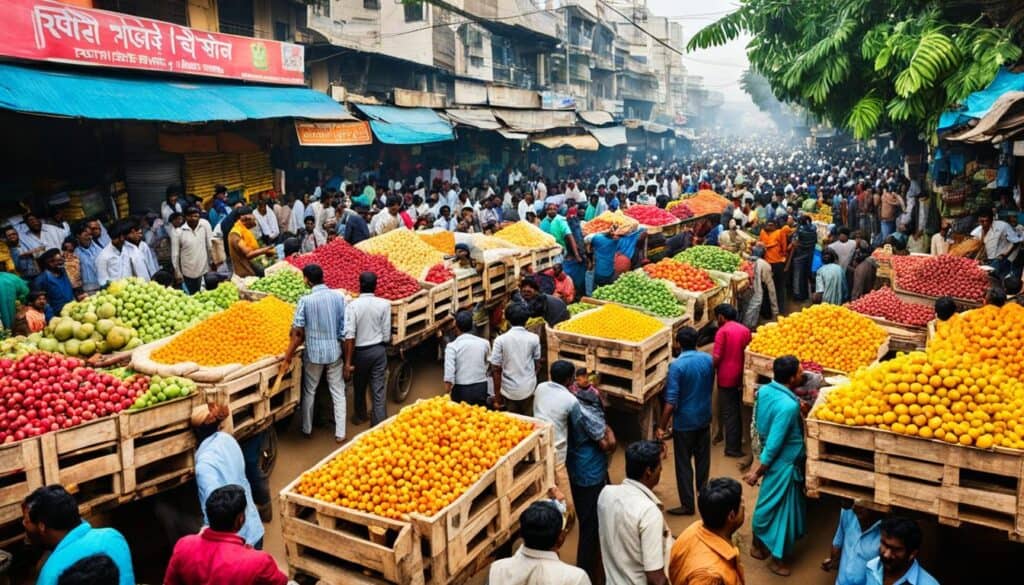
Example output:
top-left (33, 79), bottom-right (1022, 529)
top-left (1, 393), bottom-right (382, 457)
top-left (258, 426), bottom-right (278, 476)
top-left (388, 359), bottom-right (413, 403)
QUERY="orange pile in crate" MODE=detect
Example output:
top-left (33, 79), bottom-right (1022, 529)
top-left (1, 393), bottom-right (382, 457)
top-left (748, 304), bottom-right (886, 373)
top-left (294, 396), bottom-right (534, 519)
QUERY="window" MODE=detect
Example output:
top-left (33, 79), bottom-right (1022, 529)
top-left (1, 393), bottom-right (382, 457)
top-left (469, 56), bottom-right (484, 68)
top-left (274, 21), bottom-right (290, 42)
top-left (363, 0), bottom-right (379, 9)
top-left (404, 2), bottom-right (424, 22)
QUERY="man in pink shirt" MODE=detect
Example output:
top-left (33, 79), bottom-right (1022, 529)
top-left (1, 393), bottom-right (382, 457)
top-left (164, 485), bottom-right (287, 585)
top-left (712, 303), bottom-right (752, 457)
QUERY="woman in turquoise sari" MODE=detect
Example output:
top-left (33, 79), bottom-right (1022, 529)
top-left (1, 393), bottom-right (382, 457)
top-left (744, 354), bottom-right (806, 576)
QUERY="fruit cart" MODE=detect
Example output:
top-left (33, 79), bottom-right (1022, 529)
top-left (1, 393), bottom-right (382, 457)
top-left (892, 284), bottom-right (982, 312)
top-left (580, 296), bottom-right (693, 339)
top-left (741, 336), bottom-right (890, 405)
top-left (546, 314), bottom-right (673, 439)
top-left (805, 386), bottom-right (1024, 541)
top-left (280, 408), bottom-right (555, 584)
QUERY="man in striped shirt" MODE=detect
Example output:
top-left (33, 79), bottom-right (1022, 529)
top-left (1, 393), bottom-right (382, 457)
top-left (282, 264), bottom-right (347, 442)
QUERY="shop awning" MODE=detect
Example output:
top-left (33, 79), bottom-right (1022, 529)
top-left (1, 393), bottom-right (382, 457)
top-left (585, 125), bottom-right (628, 147)
top-left (578, 110), bottom-right (615, 126)
top-left (493, 109), bottom-right (577, 133)
top-left (944, 91), bottom-right (1024, 143)
top-left (939, 68), bottom-right (1024, 131)
top-left (497, 129), bottom-right (529, 140)
top-left (0, 63), bottom-right (349, 122)
top-left (530, 134), bottom-right (600, 151)
top-left (444, 108), bottom-right (502, 130)
top-left (354, 104), bottom-right (454, 144)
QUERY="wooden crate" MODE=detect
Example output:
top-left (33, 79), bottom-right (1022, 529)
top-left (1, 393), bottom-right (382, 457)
top-left (202, 354), bottom-right (303, 440)
top-left (531, 245), bottom-right (561, 273)
top-left (661, 221), bottom-right (682, 237)
top-left (863, 315), bottom-right (928, 353)
top-left (422, 280), bottom-right (457, 325)
top-left (391, 290), bottom-right (431, 345)
top-left (547, 321), bottom-right (672, 404)
top-left (40, 416), bottom-right (122, 516)
top-left (281, 412), bottom-right (554, 584)
top-left (0, 438), bottom-right (43, 527)
top-left (456, 273), bottom-right (481, 309)
top-left (581, 295), bottom-right (693, 339)
top-left (482, 260), bottom-right (511, 301)
top-left (742, 340), bottom-right (889, 405)
top-left (118, 393), bottom-right (201, 499)
top-left (891, 282), bottom-right (982, 311)
top-left (806, 408), bottom-right (1024, 540)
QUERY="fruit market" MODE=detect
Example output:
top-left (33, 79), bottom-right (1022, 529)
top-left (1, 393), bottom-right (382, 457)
top-left (1, 0), bottom-right (1023, 583)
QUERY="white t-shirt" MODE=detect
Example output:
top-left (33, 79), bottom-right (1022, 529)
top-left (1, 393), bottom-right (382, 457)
top-left (532, 381), bottom-right (577, 464)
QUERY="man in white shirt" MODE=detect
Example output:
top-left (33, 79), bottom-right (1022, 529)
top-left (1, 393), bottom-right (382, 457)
top-left (972, 207), bottom-right (1022, 278)
top-left (930, 220), bottom-right (951, 256)
top-left (289, 195), bottom-right (307, 234)
top-left (96, 222), bottom-right (131, 287)
top-left (19, 213), bottom-right (65, 254)
top-left (598, 440), bottom-right (671, 585)
top-left (488, 495), bottom-right (588, 585)
top-left (490, 303), bottom-right (541, 415)
top-left (533, 360), bottom-right (582, 525)
top-left (368, 196), bottom-right (403, 236)
top-left (123, 222), bottom-right (157, 281)
top-left (444, 311), bottom-right (490, 407)
top-left (171, 207), bottom-right (214, 295)
top-left (536, 178), bottom-right (548, 201)
top-left (433, 206), bottom-right (458, 231)
top-left (343, 272), bottom-right (392, 426)
top-left (252, 199), bottom-right (279, 243)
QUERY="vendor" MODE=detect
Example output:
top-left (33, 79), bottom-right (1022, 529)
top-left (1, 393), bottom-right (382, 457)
top-left (453, 243), bottom-right (476, 271)
top-left (228, 208), bottom-right (276, 278)
top-left (972, 207), bottom-right (1021, 279)
top-left (512, 277), bottom-right (569, 326)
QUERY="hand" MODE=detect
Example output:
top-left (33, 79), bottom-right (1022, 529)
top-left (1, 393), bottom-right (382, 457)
top-left (547, 486), bottom-right (565, 502)
top-left (343, 364), bottom-right (354, 381)
top-left (492, 396), bottom-right (505, 411)
top-left (655, 427), bottom-right (667, 440)
top-left (743, 470), bottom-right (760, 487)
top-left (821, 558), bottom-right (835, 572)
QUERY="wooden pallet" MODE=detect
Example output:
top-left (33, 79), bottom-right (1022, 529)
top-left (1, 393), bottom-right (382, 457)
top-left (482, 260), bottom-right (511, 301)
top-left (118, 393), bottom-right (201, 499)
top-left (863, 315), bottom-right (928, 353)
top-left (391, 289), bottom-right (431, 345)
top-left (280, 413), bottom-right (554, 584)
top-left (806, 406), bottom-right (1024, 541)
top-left (546, 320), bottom-right (672, 404)
top-left (531, 246), bottom-right (562, 274)
top-left (422, 280), bottom-right (457, 325)
top-left (741, 340), bottom-right (889, 405)
top-left (455, 273), bottom-right (481, 309)
top-left (40, 416), bottom-right (122, 516)
top-left (0, 438), bottom-right (43, 527)
top-left (202, 354), bottom-right (303, 440)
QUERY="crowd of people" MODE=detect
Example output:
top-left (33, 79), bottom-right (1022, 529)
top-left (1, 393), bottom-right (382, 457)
top-left (13, 135), bottom-right (1016, 584)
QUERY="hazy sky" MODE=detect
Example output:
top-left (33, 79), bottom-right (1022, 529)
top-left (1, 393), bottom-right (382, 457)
top-left (646, 0), bottom-right (753, 105)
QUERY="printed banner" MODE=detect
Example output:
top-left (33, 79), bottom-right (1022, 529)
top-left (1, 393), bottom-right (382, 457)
top-left (294, 121), bottom-right (373, 147)
top-left (0, 0), bottom-right (305, 85)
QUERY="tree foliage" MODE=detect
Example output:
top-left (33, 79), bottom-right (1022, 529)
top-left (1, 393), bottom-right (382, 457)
top-left (688, 0), bottom-right (1022, 140)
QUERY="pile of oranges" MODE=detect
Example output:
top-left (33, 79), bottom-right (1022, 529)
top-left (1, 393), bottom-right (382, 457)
top-left (812, 351), bottom-right (1024, 450)
top-left (494, 221), bottom-right (556, 249)
top-left (643, 258), bottom-right (716, 292)
top-left (417, 230), bottom-right (455, 255)
top-left (294, 397), bottom-right (535, 519)
top-left (748, 305), bottom-right (887, 373)
top-left (929, 304), bottom-right (1024, 379)
top-left (556, 303), bottom-right (665, 342)
top-left (152, 296), bottom-right (294, 366)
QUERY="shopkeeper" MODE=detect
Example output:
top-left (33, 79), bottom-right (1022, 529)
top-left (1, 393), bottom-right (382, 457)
top-left (972, 207), bottom-right (1021, 278)
top-left (227, 208), bottom-right (276, 278)
top-left (32, 249), bottom-right (85, 318)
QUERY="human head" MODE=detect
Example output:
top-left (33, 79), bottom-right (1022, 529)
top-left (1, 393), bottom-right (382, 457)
top-left (714, 303), bottom-right (737, 326)
top-left (505, 302), bottom-right (529, 327)
top-left (440, 205), bottom-right (451, 219)
top-left (165, 184), bottom-right (182, 205)
top-left (934, 296), bottom-right (957, 321)
top-left (124, 221), bottom-right (143, 244)
top-left (168, 212), bottom-right (184, 228)
top-left (190, 403), bottom-right (228, 443)
top-left (24, 213), bottom-right (42, 233)
top-left (675, 326), bottom-right (698, 352)
top-left (38, 248), bottom-right (63, 273)
top-left (214, 185), bottom-right (228, 201)
top-left (206, 484), bottom-right (248, 533)
top-left (764, 219), bottom-right (777, 232)
top-left (1003, 276), bottom-right (1022, 297)
top-left (549, 360), bottom-right (574, 387)
top-left (184, 206), bottom-right (201, 228)
top-left (698, 477), bottom-right (744, 535)
top-left (838, 227), bottom-right (850, 241)
top-left (359, 271), bottom-right (377, 294)
top-left (87, 218), bottom-right (104, 241)
top-left (551, 263), bottom-right (563, 277)
top-left (302, 264), bottom-right (325, 287)
top-left (575, 367), bottom-right (590, 387)
top-left (977, 207), bottom-right (994, 231)
top-left (519, 277), bottom-right (540, 301)
top-left (821, 248), bottom-right (837, 265)
top-left (386, 195), bottom-right (402, 215)
top-left (546, 203), bottom-right (558, 219)
top-left (520, 500), bottom-right (565, 551)
top-left (75, 223), bottom-right (92, 248)
top-left (624, 440), bottom-right (663, 488)
top-left (61, 238), bottom-right (76, 254)
top-left (56, 554), bottom-right (119, 585)
top-left (23, 485), bottom-right (81, 549)
top-left (2, 226), bottom-right (17, 247)
top-left (454, 310), bottom-right (474, 334)
top-left (879, 517), bottom-right (923, 575)
top-left (985, 288), bottom-right (1006, 307)
top-left (772, 355), bottom-right (802, 387)
top-left (28, 290), bottom-right (47, 310)
top-left (283, 237), bottom-right (301, 257)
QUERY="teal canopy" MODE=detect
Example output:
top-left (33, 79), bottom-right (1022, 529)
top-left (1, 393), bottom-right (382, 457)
top-left (355, 104), bottom-right (454, 144)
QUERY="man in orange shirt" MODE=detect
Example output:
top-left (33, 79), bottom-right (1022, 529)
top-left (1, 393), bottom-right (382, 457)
top-left (759, 219), bottom-right (789, 311)
top-left (668, 477), bottom-right (745, 585)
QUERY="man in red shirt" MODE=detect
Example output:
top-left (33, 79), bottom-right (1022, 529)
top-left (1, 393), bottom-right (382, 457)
top-left (164, 485), bottom-right (287, 585)
top-left (712, 303), bottom-right (752, 458)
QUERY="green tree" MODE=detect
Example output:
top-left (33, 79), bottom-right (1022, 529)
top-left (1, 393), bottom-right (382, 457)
top-left (688, 0), bottom-right (1022, 140)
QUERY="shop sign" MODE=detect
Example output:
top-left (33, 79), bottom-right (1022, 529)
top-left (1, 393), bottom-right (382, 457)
top-left (2, 0), bottom-right (305, 85)
top-left (294, 121), bottom-right (373, 147)
top-left (540, 91), bottom-right (576, 110)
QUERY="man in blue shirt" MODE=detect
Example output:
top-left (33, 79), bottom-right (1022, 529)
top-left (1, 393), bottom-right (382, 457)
top-left (866, 517), bottom-right (939, 585)
top-left (822, 501), bottom-right (882, 585)
top-left (343, 205), bottom-right (371, 245)
top-left (657, 326), bottom-right (714, 516)
top-left (191, 403), bottom-right (265, 549)
top-left (588, 231), bottom-right (619, 288)
top-left (73, 223), bottom-right (102, 293)
top-left (283, 263), bottom-right (347, 442)
top-left (22, 485), bottom-right (134, 585)
top-left (32, 249), bottom-right (84, 319)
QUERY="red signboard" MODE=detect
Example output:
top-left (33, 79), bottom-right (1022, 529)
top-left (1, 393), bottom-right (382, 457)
top-left (0, 0), bottom-right (306, 85)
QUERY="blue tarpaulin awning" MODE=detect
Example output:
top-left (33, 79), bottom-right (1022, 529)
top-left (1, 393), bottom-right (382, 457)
top-left (0, 63), bottom-right (349, 123)
top-left (939, 68), bottom-right (1024, 131)
top-left (354, 104), bottom-right (453, 144)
